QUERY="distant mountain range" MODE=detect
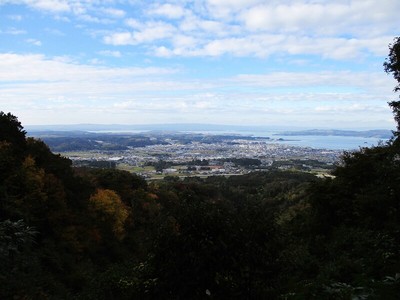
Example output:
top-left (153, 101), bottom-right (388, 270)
top-left (25, 124), bottom-right (393, 139)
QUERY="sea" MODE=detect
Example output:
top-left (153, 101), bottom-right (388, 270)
top-left (269, 135), bottom-right (388, 150)
top-left (89, 129), bottom-right (391, 151)
top-left (182, 130), bottom-right (391, 151)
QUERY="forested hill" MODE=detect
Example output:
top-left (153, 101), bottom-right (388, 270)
top-left (1, 109), bottom-right (400, 298)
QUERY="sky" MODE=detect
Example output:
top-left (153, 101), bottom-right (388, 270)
top-left (0, 0), bottom-right (399, 129)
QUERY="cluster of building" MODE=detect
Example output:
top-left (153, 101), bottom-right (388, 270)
top-left (66, 137), bottom-right (342, 179)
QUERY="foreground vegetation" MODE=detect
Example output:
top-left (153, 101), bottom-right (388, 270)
top-left (1, 38), bottom-right (400, 299)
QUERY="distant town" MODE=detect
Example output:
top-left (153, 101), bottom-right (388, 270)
top-left (27, 130), bottom-right (352, 179)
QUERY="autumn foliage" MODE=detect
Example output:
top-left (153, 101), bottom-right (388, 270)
top-left (89, 188), bottom-right (129, 240)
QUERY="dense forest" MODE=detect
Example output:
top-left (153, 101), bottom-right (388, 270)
top-left (1, 38), bottom-right (400, 299)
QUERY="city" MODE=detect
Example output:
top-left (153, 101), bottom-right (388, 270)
top-left (45, 132), bottom-right (342, 179)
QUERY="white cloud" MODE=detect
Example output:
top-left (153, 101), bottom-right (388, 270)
top-left (314, 104), bottom-right (389, 113)
top-left (0, 53), bottom-right (196, 124)
top-left (239, 1), bottom-right (399, 36)
top-left (97, 1), bottom-right (396, 61)
top-left (1, 27), bottom-right (26, 35)
top-left (19, 0), bottom-right (71, 12)
top-left (103, 32), bottom-right (133, 45)
top-left (148, 3), bottom-right (186, 19)
top-left (132, 21), bottom-right (176, 43)
top-left (6, 0), bottom-right (396, 60)
top-left (26, 38), bottom-right (42, 46)
top-left (241, 3), bottom-right (336, 32)
top-left (100, 7), bottom-right (126, 18)
top-left (1, 1), bottom-right (123, 24)
top-left (232, 71), bottom-right (394, 93)
top-left (125, 18), bottom-right (141, 29)
top-left (152, 34), bottom-right (393, 59)
top-left (1, 53), bottom-right (392, 110)
top-left (154, 46), bottom-right (172, 57)
top-left (172, 35), bottom-right (198, 49)
top-left (77, 14), bottom-right (103, 23)
top-left (178, 12), bottom-right (237, 37)
top-left (0, 53), bottom-right (176, 82)
top-left (98, 50), bottom-right (122, 57)
top-left (104, 21), bottom-right (176, 45)
top-left (112, 96), bottom-right (220, 114)
top-left (205, 0), bottom-right (264, 18)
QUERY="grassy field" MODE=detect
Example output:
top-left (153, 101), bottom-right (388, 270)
top-left (117, 163), bottom-right (155, 173)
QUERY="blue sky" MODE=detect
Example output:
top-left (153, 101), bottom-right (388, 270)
top-left (0, 0), bottom-right (399, 129)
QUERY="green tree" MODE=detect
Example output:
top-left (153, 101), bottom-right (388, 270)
top-left (0, 219), bottom-right (43, 299)
top-left (0, 112), bottom-right (26, 153)
top-left (384, 37), bottom-right (400, 92)
top-left (89, 168), bottom-right (146, 206)
top-left (384, 37), bottom-right (400, 132)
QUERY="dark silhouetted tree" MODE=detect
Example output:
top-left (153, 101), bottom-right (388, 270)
top-left (384, 37), bottom-right (400, 133)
